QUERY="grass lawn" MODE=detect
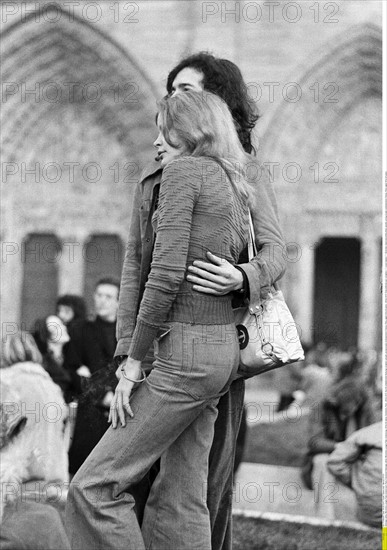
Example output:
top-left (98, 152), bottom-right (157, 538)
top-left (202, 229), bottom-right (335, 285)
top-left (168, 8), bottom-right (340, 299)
top-left (233, 516), bottom-right (381, 550)
top-left (242, 412), bottom-right (310, 467)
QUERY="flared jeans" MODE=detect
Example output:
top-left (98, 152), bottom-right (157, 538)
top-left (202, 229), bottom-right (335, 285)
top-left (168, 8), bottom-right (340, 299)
top-left (66, 321), bottom-right (240, 550)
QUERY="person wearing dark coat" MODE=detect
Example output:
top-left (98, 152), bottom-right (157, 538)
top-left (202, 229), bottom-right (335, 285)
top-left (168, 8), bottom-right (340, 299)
top-left (64, 277), bottom-right (120, 475)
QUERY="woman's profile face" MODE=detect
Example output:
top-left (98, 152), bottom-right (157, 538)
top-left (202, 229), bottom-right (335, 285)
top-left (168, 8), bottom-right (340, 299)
top-left (46, 315), bottom-right (70, 346)
top-left (153, 114), bottom-right (184, 167)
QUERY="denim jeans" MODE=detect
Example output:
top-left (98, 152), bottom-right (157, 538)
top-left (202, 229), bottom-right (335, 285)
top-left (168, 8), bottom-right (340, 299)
top-left (207, 377), bottom-right (245, 550)
top-left (131, 372), bottom-right (246, 550)
top-left (66, 322), bottom-right (240, 550)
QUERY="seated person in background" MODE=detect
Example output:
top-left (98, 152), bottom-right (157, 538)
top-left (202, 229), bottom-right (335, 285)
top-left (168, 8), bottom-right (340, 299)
top-left (33, 315), bottom-right (73, 403)
top-left (358, 349), bottom-right (383, 418)
top-left (299, 343), bottom-right (333, 408)
top-left (327, 421), bottom-right (382, 528)
top-left (274, 361), bottom-right (303, 412)
top-left (301, 352), bottom-right (376, 520)
top-left (0, 394), bottom-right (70, 550)
top-left (1, 331), bottom-right (70, 485)
top-left (63, 277), bottom-right (119, 474)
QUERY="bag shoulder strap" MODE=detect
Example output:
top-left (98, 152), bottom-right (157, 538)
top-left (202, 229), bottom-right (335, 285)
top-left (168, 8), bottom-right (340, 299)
top-left (248, 210), bottom-right (257, 260)
top-left (248, 209), bottom-right (280, 292)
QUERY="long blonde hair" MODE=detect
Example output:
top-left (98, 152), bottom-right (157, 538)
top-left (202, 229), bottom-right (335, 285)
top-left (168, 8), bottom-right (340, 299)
top-left (1, 331), bottom-right (42, 368)
top-left (158, 91), bottom-right (251, 200)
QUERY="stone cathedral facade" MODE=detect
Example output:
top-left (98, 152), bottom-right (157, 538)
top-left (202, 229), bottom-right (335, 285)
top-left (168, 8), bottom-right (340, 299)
top-left (1, 0), bottom-right (383, 350)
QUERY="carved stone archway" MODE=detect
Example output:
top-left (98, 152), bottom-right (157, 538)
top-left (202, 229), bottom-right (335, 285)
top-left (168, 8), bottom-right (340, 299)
top-left (1, 5), bottom-right (159, 324)
top-left (260, 24), bottom-right (382, 348)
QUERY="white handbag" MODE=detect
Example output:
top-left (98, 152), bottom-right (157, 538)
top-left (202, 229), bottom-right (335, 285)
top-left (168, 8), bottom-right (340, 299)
top-left (235, 213), bottom-right (304, 378)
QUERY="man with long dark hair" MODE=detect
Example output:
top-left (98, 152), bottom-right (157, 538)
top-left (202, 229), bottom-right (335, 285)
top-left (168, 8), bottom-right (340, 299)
top-left (166, 53), bottom-right (259, 154)
top-left (115, 52), bottom-right (286, 550)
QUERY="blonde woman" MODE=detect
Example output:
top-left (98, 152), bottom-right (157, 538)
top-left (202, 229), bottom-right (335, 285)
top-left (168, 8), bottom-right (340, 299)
top-left (1, 331), bottom-right (70, 484)
top-left (1, 331), bottom-right (42, 367)
top-left (1, 332), bottom-right (71, 550)
top-left (66, 91), bottom-right (251, 550)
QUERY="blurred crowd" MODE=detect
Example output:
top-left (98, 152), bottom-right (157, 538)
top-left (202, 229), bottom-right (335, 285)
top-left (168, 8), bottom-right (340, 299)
top-left (0, 283), bottom-right (383, 546)
top-left (0, 277), bottom-right (120, 549)
top-left (275, 342), bottom-right (382, 415)
top-left (275, 342), bottom-right (382, 528)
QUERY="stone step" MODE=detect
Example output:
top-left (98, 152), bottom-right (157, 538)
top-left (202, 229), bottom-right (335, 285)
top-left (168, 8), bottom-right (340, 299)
top-left (234, 462), bottom-right (315, 517)
top-left (233, 461), bottom-right (369, 530)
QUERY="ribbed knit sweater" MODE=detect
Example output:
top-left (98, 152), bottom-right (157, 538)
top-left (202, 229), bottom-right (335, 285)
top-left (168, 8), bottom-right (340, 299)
top-left (128, 156), bottom-right (249, 361)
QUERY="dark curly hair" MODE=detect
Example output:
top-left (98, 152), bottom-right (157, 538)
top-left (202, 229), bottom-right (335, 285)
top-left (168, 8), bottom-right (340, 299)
top-left (166, 52), bottom-right (260, 154)
top-left (32, 317), bottom-right (51, 355)
top-left (56, 294), bottom-right (87, 323)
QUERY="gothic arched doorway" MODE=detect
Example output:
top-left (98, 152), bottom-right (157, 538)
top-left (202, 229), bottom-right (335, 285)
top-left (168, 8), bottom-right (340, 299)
top-left (1, 5), bottom-right (158, 326)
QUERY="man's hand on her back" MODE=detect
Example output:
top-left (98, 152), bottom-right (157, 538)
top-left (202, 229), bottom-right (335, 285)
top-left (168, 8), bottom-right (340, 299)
top-left (186, 251), bottom-right (243, 295)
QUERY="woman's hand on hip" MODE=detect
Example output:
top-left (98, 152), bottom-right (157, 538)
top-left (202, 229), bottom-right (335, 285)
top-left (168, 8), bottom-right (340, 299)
top-left (186, 251), bottom-right (243, 295)
top-left (109, 359), bottom-right (142, 428)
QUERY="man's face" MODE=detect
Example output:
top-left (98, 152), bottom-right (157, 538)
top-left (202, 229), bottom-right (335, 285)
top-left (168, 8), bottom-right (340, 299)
top-left (170, 67), bottom-right (204, 96)
top-left (94, 284), bottom-right (119, 322)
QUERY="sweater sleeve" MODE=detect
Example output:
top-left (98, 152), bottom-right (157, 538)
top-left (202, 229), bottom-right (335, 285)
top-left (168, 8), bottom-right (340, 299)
top-left (128, 158), bottom-right (202, 360)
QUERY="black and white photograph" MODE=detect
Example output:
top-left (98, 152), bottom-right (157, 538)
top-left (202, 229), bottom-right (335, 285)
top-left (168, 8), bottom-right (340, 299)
top-left (0, 1), bottom-right (385, 549)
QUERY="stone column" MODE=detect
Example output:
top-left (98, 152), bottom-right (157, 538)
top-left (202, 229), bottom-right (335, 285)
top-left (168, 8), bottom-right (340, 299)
top-left (1, 230), bottom-right (25, 330)
top-left (294, 241), bottom-right (316, 345)
top-left (358, 234), bottom-right (381, 350)
top-left (57, 232), bottom-right (88, 296)
top-left (1, 190), bottom-right (24, 331)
